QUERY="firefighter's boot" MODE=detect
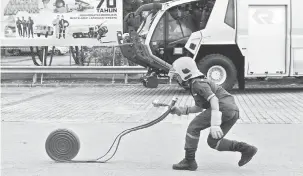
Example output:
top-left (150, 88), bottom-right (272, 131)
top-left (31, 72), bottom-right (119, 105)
top-left (234, 142), bottom-right (258, 167)
top-left (172, 149), bottom-right (197, 171)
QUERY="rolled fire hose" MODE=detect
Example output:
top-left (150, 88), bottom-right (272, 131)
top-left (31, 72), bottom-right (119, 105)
top-left (45, 98), bottom-right (178, 163)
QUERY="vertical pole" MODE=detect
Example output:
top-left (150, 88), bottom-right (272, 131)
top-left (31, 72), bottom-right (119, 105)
top-left (123, 49), bottom-right (129, 84)
top-left (69, 47), bottom-right (72, 78)
top-left (32, 47), bottom-right (37, 84)
top-left (112, 47), bottom-right (116, 66)
top-left (125, 73), bottom-right (128, 84)
top-left (69, 47), bottom-right (72, 66)
top-left (80, 46), bottom-right (84, 66)
top-left (32, 73), bottom-right (37, 84)
top-left (40, 47), bottom-right (46, 84)
top-left (112, 46), bottom-right (116, 84)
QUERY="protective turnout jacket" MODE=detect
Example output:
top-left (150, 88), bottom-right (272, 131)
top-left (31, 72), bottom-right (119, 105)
top-left (189, 78), bottom-right (239, 113)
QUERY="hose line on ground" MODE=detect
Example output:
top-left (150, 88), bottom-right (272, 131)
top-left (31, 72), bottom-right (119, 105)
top-left (57, 98), bottom-right (177, 163)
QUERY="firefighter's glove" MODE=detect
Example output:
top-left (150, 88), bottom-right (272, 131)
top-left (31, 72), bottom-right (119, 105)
top-left (171, 106), bottom-right (189, 116)
top-left (210, 110), bottom-right (224, 139)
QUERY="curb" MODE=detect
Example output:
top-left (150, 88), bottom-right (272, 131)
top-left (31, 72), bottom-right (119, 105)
top-left (1, 83), bottom-right (172, 88)
top-left (2, 83), bottom-right (303, 89)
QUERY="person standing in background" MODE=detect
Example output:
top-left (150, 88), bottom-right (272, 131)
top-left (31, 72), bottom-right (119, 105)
top-left (27, 17), bottom-right (34, 38)
top-left (59, 15), bottom-right (69, 39)
top-left (22, 16), bottom-right (28, 37)
top-left (52, 15), bottom-right (60, 39)
top-left (16, 17), bottom-right (23, 37)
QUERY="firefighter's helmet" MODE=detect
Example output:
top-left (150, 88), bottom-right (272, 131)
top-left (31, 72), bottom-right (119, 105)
top-left (168, 57), bottom-right (204, 83)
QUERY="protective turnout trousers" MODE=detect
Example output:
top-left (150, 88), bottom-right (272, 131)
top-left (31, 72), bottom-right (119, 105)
top-left (172, 109), bottom-right (257, 170)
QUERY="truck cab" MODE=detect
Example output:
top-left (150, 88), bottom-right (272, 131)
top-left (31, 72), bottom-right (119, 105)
top-left (119, 0), bottom-right (237, 89)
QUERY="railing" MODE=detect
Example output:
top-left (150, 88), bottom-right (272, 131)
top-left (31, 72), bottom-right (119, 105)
top-left (0, 66), bottom-right (147, 74)
top-left (0, 66), bottom-right (148, 84)
top-left (1, 46), bottom-right (147, 84)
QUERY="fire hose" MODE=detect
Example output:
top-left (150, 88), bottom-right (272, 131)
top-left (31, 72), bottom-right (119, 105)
top-left (45, 97), bottom-right (177, 163)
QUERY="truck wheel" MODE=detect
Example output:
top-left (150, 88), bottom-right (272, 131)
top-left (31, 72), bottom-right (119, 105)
top-left (79, 34), bottom-right (83, 38)
top-left (144, 75), bottom-right (158, 88)
top-left (37, 34), bottom-right (40, 37)
top-left (197, 54), bottom-right (237, 90)
top-left (45, 32), bottom-right (48, 38)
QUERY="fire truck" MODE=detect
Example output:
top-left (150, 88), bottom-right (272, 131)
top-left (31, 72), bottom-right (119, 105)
top-left (72, 24), bottom-right (108, 41)
top-left (118, 0), bottom-right (303, 90)
top-left (34, 25), bottom-right (54, 38)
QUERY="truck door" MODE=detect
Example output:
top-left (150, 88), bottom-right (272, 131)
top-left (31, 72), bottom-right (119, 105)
top-left (164, 5), bottom-right (200, 64)
top-left (237, 0), bottom-right (291, 76)
top-left (291, 0), bottom-right (303, 76)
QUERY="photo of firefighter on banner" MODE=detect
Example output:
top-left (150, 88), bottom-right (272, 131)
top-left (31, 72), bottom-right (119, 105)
top-left (0, 0), bottom-right (123, 46)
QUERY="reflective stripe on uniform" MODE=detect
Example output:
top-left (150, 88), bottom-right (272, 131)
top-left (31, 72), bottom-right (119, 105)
top-left (207, 94), bottom-right (215, 101)
top-left (215, 139), bottom-right (222, 150)
top-left (186, 133), bottom-right (200, 140)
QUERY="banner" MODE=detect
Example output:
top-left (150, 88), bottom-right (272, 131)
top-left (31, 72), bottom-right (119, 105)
top-left (0, 0), bottom-right (123, 46)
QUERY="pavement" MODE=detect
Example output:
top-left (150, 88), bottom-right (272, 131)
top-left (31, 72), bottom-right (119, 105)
top-left (1, 54), bottom-right (303, 176)
top-left (2, 122), bottom-right (303, 176)
top-left (1, 85), bottom-right (303, 176)
top-left (1, 86), bottom-right (303, 124)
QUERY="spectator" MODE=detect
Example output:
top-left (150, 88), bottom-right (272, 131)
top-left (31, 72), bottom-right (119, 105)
top-left (27, 17), bottom-right (34, 38)
top-left (52, 15), bottom-right (60, 38)
top-left (59, 15), bottom-right (69, 39)
top-left (16, 17), bottom-right (22, 37)
top-left (21, 16), bottom-right (28, 37)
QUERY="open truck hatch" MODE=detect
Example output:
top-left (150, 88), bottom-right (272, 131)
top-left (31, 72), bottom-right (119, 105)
top-left (118, 3), bottom-right (170, 73)
top-left (118, 0), bottom-right (214, 88)
top-left (117, 30), bottom-right (170, 73)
